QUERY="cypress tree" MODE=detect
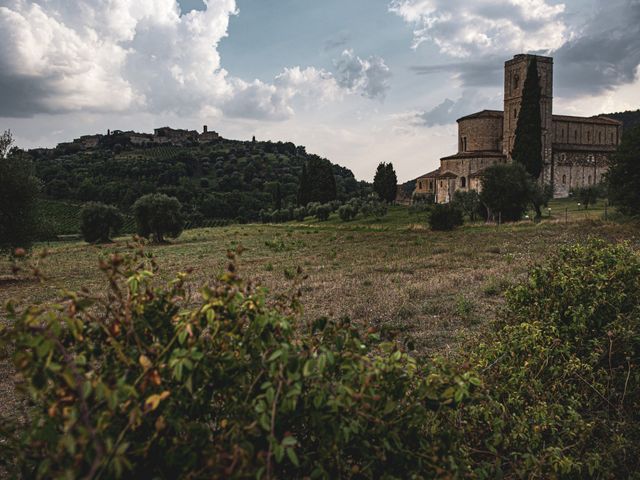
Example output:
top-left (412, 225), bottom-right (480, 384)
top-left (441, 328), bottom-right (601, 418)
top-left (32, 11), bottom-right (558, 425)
top-left (384, 163), bottom-right (398, 203)
top-left (373, 163), bottom-right (387, 201)
top-left (512, 56), bottom-right (543, 179)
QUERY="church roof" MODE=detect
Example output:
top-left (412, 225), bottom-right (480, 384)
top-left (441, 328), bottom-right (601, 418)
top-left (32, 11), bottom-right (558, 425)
top-left (552, 114), bottom-right (622, 126)
top-left (437, 171), bottom-right (458, 179)
top-left (441, 151), bottom-right (506, 161)
top-left (457, 110), bottom-right (504, 122)
top-left (416, 168), bottom-right (441, 179)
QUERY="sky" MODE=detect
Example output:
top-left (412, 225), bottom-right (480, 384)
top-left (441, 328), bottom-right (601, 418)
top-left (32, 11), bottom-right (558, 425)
top-left (0, 0), bottom-right (639, 182)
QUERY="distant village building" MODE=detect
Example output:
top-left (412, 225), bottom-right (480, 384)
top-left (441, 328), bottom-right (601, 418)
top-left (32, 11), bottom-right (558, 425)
top-left (153, 127), bottom-right (199, 144)
top-left (198, 125), bottom-right (220, 143)
top-left (414, 54), bottom-right (623, 202)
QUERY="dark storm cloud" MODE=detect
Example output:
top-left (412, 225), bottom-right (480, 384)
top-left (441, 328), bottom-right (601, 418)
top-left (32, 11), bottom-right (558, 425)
top-left (414, 90), bottom-right (501, 126)
top-left (409, 58), bottom-right (503, 88)
top-left (554, 0), bottom-right (640, 97)
top-left (0, 74), bottom-right (55, 118)
top-left (409, 0), bottom-right (640, 98)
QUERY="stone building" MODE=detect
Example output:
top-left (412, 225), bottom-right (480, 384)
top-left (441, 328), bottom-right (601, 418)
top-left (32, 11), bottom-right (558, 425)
top-left (414, 54), bottom-right (623, 203)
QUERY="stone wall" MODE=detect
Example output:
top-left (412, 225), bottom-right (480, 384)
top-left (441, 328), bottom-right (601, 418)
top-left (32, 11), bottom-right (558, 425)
top-left (551, 151), bottom-right (611, 198)
top-left (458, 116), bottom-right (503, 153)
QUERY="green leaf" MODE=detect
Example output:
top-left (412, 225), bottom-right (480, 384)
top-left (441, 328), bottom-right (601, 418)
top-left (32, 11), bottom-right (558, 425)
top-left (287, 448), bottom-right (300, 467)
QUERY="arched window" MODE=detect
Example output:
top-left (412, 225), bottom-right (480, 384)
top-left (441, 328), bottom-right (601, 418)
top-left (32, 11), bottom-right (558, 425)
top-left (514, 74), bottom-right (520, 90)
top-left (562, 174), bottom-right (566, 184)
top-left (460, 177), bottom-right (467, 188)
top-left (560, 153), bottom-right (566, 162)
top-left (588, 175), bottom-right (592, 185)
top-left (514, 108), bottom-right (518, 119)
top-left (419, 181), bottom-right (423, 189)
top-left (429, 180), bottom-right (434, 190)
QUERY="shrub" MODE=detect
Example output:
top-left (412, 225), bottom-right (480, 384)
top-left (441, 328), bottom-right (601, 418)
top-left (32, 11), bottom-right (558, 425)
top-left (314, 203), bottom-right (332, 221)
top-left (293, 207), bottom-right (307, 221)
top-left (132, 193), bottom-right (184, 243)
top-left (0, 247), bottom-right (479, 479)
top-left (360, 196), bottom-right (388, 220)
top-left (460, 239), bottom-right (640, 477)
top-left (80, 202), bottom-right (124, 243)
top-left (338, 204), bottom-right (358, 222)
top-left (428, 204), bottom-right (464, 231)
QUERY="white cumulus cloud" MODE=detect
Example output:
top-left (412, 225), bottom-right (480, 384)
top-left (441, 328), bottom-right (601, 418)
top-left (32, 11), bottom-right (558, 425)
top-left (334, 49), bottom-right (392, 100)
top-left (389, 0), bottom-right (568, 57)
top-left (0, 1), bottom-right (385, 120)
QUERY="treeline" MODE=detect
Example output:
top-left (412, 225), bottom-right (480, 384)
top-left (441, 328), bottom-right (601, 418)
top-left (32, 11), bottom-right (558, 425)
top-left (28, 137), bottom-right (368, 224)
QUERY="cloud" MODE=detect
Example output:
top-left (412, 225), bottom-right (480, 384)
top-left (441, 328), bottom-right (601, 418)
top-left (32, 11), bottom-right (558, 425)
top-left (334, 49), bottom-right (392, 100)
top-left (411, 90), bottom-right (501, 126)
top-left (553, 0), bottom-right (640, 97)
top-left (409, 58), bottom-right (503, 88)
top-left (389, 0), bottom-right (567, 58)
top-left (0, 1), bottom-right (383, 120)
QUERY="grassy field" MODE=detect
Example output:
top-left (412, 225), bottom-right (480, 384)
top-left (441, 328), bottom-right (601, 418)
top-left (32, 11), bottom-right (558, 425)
top-left (2, 198), bottom-right (635, 353)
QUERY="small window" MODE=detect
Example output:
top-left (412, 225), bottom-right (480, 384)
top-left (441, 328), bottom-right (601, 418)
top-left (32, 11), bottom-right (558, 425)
top-left (588, 175), bottom-right (592, 185)
top-left (514, 74), bottom-right (520, 90)
top-left (462, 137), bottom-right (468, 152)
top-left (429, 180), bottom-right (434, 190)
top-left (419, 181), bottom-right (423, 189)
top-left (560, 153), bottom-right (566, 162)
top-left (562, 175), bottom-right (566, 184)
top-left (587, 154), bottom-right (595, 164)
top-left (460, 177), bottom-right (467, 188)
top-left (440, 181), bottom-right (443, 187)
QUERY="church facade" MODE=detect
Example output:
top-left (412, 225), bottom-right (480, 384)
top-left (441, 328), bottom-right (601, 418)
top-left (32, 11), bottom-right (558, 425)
top-left (414, 54), bottom-right (623, 203)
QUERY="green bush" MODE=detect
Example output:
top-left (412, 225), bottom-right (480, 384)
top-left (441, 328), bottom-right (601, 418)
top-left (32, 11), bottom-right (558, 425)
top-left (460, 239), bottom-right (640, 477)
top-left (428, 204), bottom-right (464, 231)
top-left (314, 203), bottom-right (332, 221)
top-left (0, 247), bottom-right (478, 479)
top-left (338, 204), bottom-right (358, 222)
top-left (479, 163), bottom-right (531, 222)
top-left (132, 193), bottom-right (184, 243)
top-left (80, 202), bottom-right (124, 243)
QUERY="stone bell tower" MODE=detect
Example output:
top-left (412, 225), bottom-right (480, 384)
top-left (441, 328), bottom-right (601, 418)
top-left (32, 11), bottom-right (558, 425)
top-left (503, 54), bottom-right (554, 179)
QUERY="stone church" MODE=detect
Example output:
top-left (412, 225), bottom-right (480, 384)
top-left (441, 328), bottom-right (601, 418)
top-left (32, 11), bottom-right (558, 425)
top-left (414, 54), bottom-right (623, 203)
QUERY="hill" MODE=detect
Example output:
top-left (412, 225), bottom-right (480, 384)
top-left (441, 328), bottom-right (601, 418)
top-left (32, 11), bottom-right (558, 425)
top-left (29, 135), bottom-right (368, 229)
top-left (605, 109), bottom-right (640, 133)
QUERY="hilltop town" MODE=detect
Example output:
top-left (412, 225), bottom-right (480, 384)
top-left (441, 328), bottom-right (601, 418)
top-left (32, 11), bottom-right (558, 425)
top-left (56, 125), bottom-right (220, 152)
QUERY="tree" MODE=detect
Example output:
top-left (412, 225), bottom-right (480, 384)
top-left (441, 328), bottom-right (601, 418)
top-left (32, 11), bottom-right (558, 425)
top-left (572, 185), bottom-right (601, 210)
top-left (373, 162), bottom-right (398, 203)
top-left (297, 157), bottom-right (337, 205)
top-left (80, 202), bottom-right (124, 243)
top-left (0, 131), bottom-right (40, 252)
top-left (608, 125), bottom-right (640, 216)
top-left (452, 190), bottom-right (481, 221)
top-left (132, 193), bottom-right (184, 243)
top-left (529, 183), bottom-right (554, 220)
top-left (479, 163), bottom-right (532, 222)
top-left (512, 56), bottom-right (543, 179)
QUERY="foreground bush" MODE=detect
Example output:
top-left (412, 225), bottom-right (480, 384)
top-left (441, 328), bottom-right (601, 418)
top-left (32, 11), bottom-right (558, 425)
top-left (460, 239), bottom-right (640, 477)
top-left (132, 193), bottom-right (183, 243)
top-left (2, 239), bottom-right (639, 479)
top-left (0, 247), bottom-right (477, 479)
top-left (80, 202), bottom-right (124, 243)
top-left (428, 204), bottom-right (463, 231)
